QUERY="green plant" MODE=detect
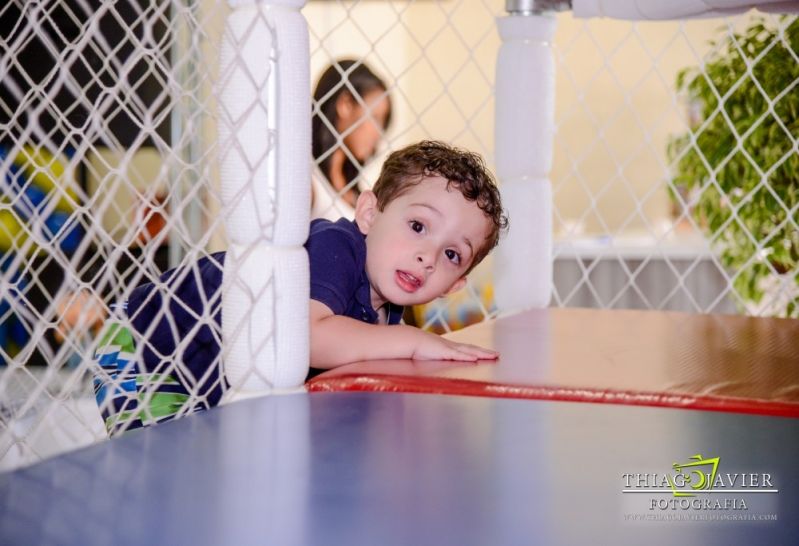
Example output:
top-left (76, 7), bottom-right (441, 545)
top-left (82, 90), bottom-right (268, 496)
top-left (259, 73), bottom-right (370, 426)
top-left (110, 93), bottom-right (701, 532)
top-left (667, 16), bottom-right (799, 317)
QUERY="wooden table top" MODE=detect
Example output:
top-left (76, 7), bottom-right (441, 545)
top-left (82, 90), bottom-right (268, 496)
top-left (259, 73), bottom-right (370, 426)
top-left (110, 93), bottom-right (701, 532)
top-left (308, 308), bottom-right (799, 417)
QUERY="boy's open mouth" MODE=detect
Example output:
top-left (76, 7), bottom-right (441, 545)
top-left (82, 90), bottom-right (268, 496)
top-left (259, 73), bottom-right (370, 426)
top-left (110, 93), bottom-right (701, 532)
top-left (395, 270), bottom-right (423, 292)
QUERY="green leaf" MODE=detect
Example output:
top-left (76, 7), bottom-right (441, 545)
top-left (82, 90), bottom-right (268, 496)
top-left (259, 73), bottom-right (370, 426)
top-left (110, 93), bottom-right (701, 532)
top-left (666, 18), bottom-right (798, 315)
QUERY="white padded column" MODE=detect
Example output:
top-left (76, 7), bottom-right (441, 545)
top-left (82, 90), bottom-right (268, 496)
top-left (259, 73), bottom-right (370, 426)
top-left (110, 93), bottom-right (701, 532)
top-left (494, 14), bottom-right (556, 312)
top-left (219, 0), bottom-right (309, 399)
top-left (222, 244), bottom-right (309, 391)
top-left (272, 7), bottom-right (311, 245)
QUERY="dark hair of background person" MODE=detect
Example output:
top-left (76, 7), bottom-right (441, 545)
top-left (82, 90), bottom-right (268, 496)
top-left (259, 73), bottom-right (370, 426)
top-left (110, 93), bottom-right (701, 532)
top-left (312, 59), bottom-right (392, 192)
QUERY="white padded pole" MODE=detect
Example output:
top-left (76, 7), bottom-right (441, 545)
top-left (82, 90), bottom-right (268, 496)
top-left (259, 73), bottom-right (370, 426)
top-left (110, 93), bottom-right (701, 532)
top-left (218, 5), bottom-right (274, 244)
top-left (494, 14), bottom-right (556, 312)
top-left (219, 0), bottom-right (310, 399)
top-left (272, 7), bottom-right (311, 246)
top-left (222, 244), bottom-right (309, 392)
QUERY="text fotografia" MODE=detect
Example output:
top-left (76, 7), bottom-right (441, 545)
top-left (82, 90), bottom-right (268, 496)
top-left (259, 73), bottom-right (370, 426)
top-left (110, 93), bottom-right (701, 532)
top-left (621, 454), bottom-right (778, 516)
top-left (647, 497), bottom-right (749, 511)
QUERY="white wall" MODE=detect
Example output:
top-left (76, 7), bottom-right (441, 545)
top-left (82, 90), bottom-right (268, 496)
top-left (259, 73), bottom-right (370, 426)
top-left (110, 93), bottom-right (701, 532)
top-left (85, 2), bottom-right (754, 243)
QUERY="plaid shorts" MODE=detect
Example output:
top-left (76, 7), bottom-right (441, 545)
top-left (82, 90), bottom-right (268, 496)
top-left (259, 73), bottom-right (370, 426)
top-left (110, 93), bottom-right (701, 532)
top-left (92, 321), bottom-right (197, 436)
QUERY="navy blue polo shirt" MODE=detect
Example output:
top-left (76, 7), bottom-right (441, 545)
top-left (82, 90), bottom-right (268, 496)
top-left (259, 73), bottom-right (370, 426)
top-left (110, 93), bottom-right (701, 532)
top-left (122, 217), bottom-right (403, 405)
top-left (307, 218), bottom-right (404, 325)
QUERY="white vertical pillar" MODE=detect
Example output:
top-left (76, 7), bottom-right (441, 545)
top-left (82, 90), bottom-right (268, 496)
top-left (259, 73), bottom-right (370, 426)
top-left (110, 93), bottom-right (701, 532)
top-left (218, 0), bottom-right (310, 399)
top-left (494, 10), bottom-right (556, 312)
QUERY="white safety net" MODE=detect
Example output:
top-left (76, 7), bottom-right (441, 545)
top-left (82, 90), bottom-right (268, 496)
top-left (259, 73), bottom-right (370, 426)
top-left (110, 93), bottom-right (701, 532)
top-left (0, 0), bottom-right (796, 470)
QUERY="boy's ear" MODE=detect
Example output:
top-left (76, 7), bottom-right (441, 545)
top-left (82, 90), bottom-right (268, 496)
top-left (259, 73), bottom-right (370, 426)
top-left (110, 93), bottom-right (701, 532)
top-left (354, 190), bottom-right (378, 235)
top-left (443, 276), bottom-right (467, 296)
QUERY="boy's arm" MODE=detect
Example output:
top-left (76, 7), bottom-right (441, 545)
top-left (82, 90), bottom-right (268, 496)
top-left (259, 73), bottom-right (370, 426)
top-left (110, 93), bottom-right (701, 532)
top-left (309, 300), bottom-right (498, 368)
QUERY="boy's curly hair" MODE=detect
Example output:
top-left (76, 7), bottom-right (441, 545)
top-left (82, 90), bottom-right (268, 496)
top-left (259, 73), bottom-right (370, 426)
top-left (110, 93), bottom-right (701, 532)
top-left (372, 140), bottom-right (508, 273)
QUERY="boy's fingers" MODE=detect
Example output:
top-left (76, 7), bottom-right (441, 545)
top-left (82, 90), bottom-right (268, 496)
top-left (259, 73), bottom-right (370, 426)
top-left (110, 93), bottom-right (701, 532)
top-left (441, 344), bottom-right (478, 361)
top-left (450, 350), bottom-right (478, 361)
top-left (453, 342), bottom-right (498, 359)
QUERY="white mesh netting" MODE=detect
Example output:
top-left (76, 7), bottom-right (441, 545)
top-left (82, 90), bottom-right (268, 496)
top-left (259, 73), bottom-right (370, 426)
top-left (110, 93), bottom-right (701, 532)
top-left (1, 0), bottom-right (797, 469)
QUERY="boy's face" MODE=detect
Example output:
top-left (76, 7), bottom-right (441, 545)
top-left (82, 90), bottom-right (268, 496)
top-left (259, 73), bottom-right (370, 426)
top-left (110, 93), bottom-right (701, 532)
top-left (355, 176), bottom-right (492, 310)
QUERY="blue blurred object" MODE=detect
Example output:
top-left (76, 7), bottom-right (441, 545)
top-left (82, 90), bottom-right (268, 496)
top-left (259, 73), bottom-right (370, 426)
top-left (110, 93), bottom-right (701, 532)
top-left (0, 272), bottom-right (30, 362)
top-left (0, 146), bottom-right (83, 360)
top-left (0, 299), bottom-right (9, 353)
top-left (18, 183), bottom-right (47, 217)
top-left (44, 210), bottom-right (83, 254)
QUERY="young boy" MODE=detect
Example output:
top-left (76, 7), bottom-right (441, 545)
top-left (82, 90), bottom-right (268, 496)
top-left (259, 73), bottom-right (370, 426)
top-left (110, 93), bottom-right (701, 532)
top-left (93, 141), bottom-right (507, 434)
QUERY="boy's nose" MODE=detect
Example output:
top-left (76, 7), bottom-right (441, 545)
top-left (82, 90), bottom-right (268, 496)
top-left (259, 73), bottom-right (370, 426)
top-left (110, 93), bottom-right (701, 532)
top-left (416, 252), bottom-right (435, 270)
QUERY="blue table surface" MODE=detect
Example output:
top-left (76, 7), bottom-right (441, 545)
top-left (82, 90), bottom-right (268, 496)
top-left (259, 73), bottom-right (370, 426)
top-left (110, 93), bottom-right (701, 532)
top-left (1, 392), bottom-right (797, 546)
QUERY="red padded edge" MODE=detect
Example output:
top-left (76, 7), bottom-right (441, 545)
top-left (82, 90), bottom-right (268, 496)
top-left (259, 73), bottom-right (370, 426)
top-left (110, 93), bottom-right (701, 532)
top-left (307, 374), bottom-right (799, 418)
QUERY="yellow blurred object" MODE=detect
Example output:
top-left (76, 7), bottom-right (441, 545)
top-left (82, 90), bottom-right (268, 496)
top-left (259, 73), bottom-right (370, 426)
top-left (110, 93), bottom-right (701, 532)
top-left (15, 146), bottom-right (79, 213)
top-left (413, 279), bottom-right (496, 335)
top-left (0, 203), bottom-right (28, 252)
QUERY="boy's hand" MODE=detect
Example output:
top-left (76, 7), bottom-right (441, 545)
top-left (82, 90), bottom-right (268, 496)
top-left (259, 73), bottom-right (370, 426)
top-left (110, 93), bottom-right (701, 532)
top-left (54, 290), bottom-right (106, 343)
top-left (310, 300), bottom-right (498, 367)
top-left (411, 329), bottom-right (498, 362)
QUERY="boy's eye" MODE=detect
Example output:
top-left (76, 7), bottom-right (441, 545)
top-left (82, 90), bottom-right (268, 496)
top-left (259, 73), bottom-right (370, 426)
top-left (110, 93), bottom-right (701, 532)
top-left (409, 220), bottom-right (424, 233)
top-left (445, 249), bottom-right (461, 265)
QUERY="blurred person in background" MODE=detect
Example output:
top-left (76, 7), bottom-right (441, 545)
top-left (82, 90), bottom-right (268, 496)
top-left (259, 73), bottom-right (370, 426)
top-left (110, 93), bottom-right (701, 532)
top-left (312, 59), bottom-right (392, 221)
